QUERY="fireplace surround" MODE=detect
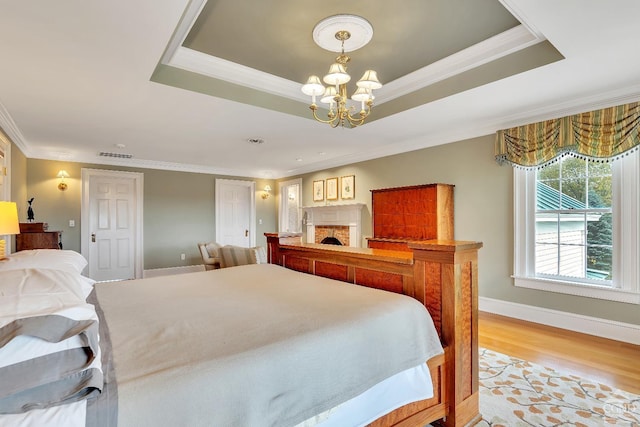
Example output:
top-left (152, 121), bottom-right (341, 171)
top-left (303, 204), bottom-right (365, 248)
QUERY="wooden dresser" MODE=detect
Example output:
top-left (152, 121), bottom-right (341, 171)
top-left (367, 183), bottom-right (454, 251)
top-left (16, 223), bottom-right (62, 251)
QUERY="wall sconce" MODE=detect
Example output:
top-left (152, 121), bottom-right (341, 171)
top-left (57, 170), bottom-right (69, 191)
top-left (261, 185), bottom-right (272, 200)
top-left (0, 201), bottom-right (20, 260)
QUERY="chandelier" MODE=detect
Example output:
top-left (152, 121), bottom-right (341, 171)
top-left (301, 15), bottom-right (382, 128)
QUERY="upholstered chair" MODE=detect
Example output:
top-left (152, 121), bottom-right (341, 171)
top-left (198, 242), bottom-right (222, 270)
top-left (219, 245), bottom-right (267, 268)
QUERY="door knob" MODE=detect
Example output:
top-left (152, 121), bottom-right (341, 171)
top-left (245, 229), bottom-right (249, 237)
top-left (91, 233), bottom-right (96, 242)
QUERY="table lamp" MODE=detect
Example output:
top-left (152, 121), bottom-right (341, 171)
top-left (0, 201), bottom-right (20, 260)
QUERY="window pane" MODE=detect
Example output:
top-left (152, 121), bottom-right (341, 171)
top-left (559, 244), bottom-right (585, 278)
top-left (538, 162), bottom-right (560, 180)
top-left (535, 212), bottom-right (558, 244)
top-left (535, 243), bottom-right (558, 275)
top-left (535, 212), bottom-right (558, 275)
top-left (587, 246), bottom-right (612, 280)
top-left (558, 213), bottom-right (585, 245)
top-left (588, 176), bottom-right (612, 208)
top-left (588, 161), bottom-right (612, 177)
top-left (561, 178), bottom-right (586, 206)
top-left (561, 156), bottom-right (586, 178)
top-left (587, 212), bottom-right (612, 280)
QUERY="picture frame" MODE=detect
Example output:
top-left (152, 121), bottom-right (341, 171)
top-left (341, 175), bottom-right (355, 200)
top-left (313, 180), bottom-right (325, 202)
top-left (326, 177), bottom-right (338, 200)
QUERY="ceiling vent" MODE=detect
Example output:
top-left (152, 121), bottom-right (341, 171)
top-left (99, 151), bottom-right (133, 159)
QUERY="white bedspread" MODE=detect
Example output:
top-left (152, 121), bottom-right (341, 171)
top-left (95, 264), bottom-right (443, 427)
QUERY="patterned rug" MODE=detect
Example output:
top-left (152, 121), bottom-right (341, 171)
top-left (477, 348), bottom-right (640, 426)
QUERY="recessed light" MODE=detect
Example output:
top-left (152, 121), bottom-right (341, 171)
top-left (114, 143), bottom-right (126, 149)
top-left (296, 157), bottom-right (303, 162)
top-left (318, 151), bottom-right (326, 156)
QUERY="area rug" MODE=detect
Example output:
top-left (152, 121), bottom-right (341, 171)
top-left (476, 348), bottom-right (640, 426)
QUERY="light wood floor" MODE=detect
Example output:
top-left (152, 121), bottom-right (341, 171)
top-left (478, 311), bottom-right (640, 395)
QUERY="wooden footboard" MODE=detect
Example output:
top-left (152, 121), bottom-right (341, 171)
top-left (265, 234), bottom-right (482, 427)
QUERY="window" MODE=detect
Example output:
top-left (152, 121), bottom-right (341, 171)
top-left (513, 151), bottom-right (639, 303)
top-left (278, 178), bottom-right (302, 233)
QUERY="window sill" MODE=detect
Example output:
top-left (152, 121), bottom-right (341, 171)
top-left (513, 276), bottom-right (640, 304)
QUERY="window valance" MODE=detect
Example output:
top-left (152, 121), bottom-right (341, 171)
top-left (495, 101), bottom-right (640, 168)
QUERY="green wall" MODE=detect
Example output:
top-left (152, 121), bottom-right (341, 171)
top-left (7, 132), bottom-right (638, 326)
top-left (9, 142), bottom-right (27, 252)
top-left (22, 159), bottom-right (276, 269)
top-left (283, 134), bottom-right (640, 326)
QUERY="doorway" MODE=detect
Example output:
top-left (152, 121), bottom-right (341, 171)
top-left (215, 179), bottom-right (255, 247)
top-left (81, 169), bottom-right (143, 281)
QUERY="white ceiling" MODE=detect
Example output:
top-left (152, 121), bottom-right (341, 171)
top-left (1, 0), bottom-right (639, 179)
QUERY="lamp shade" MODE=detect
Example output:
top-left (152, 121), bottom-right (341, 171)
top-left (351, 87), bottom-right (374, 102)
top-left (320, 86), bottom-right (338, 104)
top-left (301, 75), bottom-right (325, 96)
top-left (0, 201), bottom-right (20, 235)
top-left (356, 70), bottom-right (382, 90)
top-left (57, 170), bottom-right (70, 179)
top-left (323, 63), bottom-right (350, 86)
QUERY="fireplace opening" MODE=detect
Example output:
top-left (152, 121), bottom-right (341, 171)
top-left (320, 236), bottom-right (343, 245)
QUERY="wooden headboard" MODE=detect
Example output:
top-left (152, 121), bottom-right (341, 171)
top-left (265, 233), bottom-right (482, 427)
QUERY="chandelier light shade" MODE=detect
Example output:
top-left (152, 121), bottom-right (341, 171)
top-left (301, 15), bottom-right (383, 128)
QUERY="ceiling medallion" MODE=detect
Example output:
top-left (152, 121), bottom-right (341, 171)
top-left (301, 14), bottom-right (382, 128)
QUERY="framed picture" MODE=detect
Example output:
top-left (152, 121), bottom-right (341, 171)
top-left (341, 175), bottom-right (355, 200)
top-left (326, 177), bottom-right (338, 200)
top-left (313, 180), bottom-right (324, 202)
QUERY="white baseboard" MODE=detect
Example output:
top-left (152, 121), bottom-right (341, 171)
top-left (143, 264), bottom-right (205, 278)
top-left (479, 297), bottom-right (640, 345)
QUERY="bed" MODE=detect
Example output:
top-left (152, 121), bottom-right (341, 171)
top-left (0, 239), bottom-right (481, 427)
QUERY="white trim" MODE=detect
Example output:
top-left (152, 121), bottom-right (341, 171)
top-left (81, 168), bottom-right (144, 279)
top-left (143, 264), bottom-right (205, 278)
top-left (513, 152), bottom-right (640, 303)
top-left (376, 25), bottom-right (542, 104)
top-left (278, 178), bottom-right (302, 233)
top-left (162, 2), bottom-right (545, 106)
top-left (514, 276), bottom-right (640, 304)
top-left (0, 99), bottom-right (31, 158)
top-left (479, 296), bottom-right (640, 345)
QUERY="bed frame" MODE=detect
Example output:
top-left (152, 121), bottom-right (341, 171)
top-left (265, 233), bottom-right (482, 427)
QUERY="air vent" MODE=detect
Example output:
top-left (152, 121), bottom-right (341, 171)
top-left (99, 151), bottom-right (133, 159)
top-left (247, 138), bottom-right (265, 145)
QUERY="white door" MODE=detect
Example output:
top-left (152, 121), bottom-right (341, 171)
top-left (82, 169), bottom-right (143, 281)
top-left (215, 179), bottom-right (255, 247)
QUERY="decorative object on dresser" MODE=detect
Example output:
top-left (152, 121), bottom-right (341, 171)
top-left (0, 201), bottom-right (20, 260)
top-left (16, 222), bottom-right (62, 250)
top-left (26, 197), bottom-right (35, 222)
top-left (367, 183), bottom-right (454, 251)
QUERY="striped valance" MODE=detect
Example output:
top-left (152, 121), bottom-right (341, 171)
top-left (495, 102), bottom-right (640, 168)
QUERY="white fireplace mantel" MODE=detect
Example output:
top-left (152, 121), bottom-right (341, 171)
top-left (302, 203), bottom-right (365, 247)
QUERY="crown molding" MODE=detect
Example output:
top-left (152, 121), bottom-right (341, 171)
top-left (167, 47), bottom-right (308, 103)
top-left (161, 2), bottom-right (545, 107)
top-left (375, 24), bottom-right (543, 104)
top-left (0, 99), bottom-right (32, 157)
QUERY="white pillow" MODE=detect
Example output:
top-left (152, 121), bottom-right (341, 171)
top-left (0, 250), bottom-right (88, 275)
top-left (0, 269), bottom-right (92, 325)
